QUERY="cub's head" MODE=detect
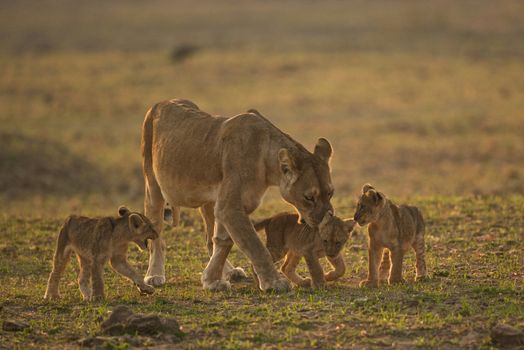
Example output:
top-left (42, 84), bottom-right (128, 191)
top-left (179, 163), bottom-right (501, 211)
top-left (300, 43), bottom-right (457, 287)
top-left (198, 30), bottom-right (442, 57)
top-left (278, 138), bottom-right (334, 227)
top-left (353, 184), bottom-right (386, 226)
top-left (118, 206), bottom-right (159, 251)
top-left (318, 215), bottom-right (356, 258)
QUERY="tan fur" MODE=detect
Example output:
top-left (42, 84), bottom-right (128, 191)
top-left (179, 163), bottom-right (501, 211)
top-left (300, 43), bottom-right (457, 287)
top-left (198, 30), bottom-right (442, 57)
top-left (44, 206), bottom-right (158, 301)
top-left (353, 184), bottom-right (427, 287)
top-left (141, 99), bottom-right (334, 292)
top-left (253, 213), bottom-right (355, 288)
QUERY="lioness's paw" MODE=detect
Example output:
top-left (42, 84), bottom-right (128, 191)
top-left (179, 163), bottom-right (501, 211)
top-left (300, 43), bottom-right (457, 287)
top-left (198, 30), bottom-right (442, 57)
top-left (359, 279), bottom-right (379, 288)
top-left (144, 275), bottom-right (165, 287)
top-left (137, 284), bottom-right (155, 295)
top-left (225, 267), bottom-right (248, 282)
top-left (263, 278), bottom-right (291, 293)
top-left (203, 279), bottom-right (231, 292)
top-left (44, 293), bottom-right (60, 300)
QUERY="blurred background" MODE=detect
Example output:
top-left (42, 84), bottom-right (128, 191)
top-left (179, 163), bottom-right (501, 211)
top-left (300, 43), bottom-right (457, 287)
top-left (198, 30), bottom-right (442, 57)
top-left (1, 0), bottom-right (523, 216)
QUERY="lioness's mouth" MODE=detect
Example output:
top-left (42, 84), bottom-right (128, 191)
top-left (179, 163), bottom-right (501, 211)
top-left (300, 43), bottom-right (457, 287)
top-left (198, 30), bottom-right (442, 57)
top-left (135, 239), bottom-right (148, 251)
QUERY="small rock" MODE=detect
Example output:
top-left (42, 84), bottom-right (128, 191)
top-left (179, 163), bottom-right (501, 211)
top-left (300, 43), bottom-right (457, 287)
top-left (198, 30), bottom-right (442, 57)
top-left (491, 323), bottom-right (524, 346)
top-left (2, 320), bottom-right (29, 332)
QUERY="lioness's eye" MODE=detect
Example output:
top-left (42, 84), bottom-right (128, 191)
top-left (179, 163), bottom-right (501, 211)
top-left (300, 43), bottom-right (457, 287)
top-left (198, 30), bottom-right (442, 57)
top-left (304, 194), bottom-right (315, 202)
top-left (328, 190), bottom-right (334, 199)
top-left (323, 240), bottom-right (328, 244)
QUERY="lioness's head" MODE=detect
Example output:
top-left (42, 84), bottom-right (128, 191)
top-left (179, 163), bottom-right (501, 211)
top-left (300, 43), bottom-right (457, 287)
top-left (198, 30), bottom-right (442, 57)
top-left (118, 206), bottom-right (159, 251)
top-left (278, 138), bottom-right (334, 227)
top-left (318, 215), bottom-right (356, 258)
top-left (353, 184), bottom-right (386, 226)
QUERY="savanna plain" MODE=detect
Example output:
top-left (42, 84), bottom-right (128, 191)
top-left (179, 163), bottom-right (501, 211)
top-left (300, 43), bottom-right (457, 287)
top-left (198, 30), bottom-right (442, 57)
top-left (0, 1), bottom-right (523, 349)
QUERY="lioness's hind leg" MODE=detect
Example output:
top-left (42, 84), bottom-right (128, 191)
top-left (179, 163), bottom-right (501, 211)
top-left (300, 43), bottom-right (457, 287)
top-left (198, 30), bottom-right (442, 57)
top-left (201, 223), bottom-right (233, 291)
top-left (144, 177), bottom-right (166, 287)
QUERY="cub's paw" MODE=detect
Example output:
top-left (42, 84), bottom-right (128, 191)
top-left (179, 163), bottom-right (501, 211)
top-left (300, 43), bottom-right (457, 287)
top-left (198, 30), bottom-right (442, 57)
top-left (415, 275), bottom-right (429, 282)
top-left (90, 295), bottom-right (105, 302)
top-left (43, 293), bottom-right (60, 300)
top-left (388, 277), bottom-right (406, 285)
top-left (225, 267), bottom-right (248, 282)
top-left (296, 278), bottom-right (312, 288)
top-left (144, 275), bottom-right (165, 287)
top-left (203, 279), bottom-right (231, 292)
top-left (263, 278), bottom-right (291, 293)
top-left (359, 279), bottom-right (379, 288)
top-left (137, 283), bottom-right (155, 295)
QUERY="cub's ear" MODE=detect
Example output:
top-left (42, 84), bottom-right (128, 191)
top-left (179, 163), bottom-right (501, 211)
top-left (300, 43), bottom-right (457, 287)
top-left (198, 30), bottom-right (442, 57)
top-left (343, 219), bottom-right (356, 234)
top-left (314, 138), bottom-right (333, 162)
top-left (118, 206), bottom-right (130, 217)
top-left (247, 108), bottom-right (262, 117)
top-left (362, 184), bottom-right (374, 193)
top-left (278, 149), bottom-right (298, 179)
top-left (368, 190), bottom-right (384, 204)
top-left (128, 213), bottom-right (144, 231)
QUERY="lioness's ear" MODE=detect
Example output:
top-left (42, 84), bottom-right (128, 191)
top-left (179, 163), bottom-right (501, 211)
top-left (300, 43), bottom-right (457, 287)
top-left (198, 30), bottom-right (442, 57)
top-left (278, 149), bottom-right (297, 177)
top-left (118, 206), bottom-right (130, 217)
top-left (314, 138), bottom-right (332, 162)
top-left (362, 184), bottom-right (374, 193)
top-left (128, 214), bottom-right (144, 231)
top-left (368, 190), bottom-right (384, 204)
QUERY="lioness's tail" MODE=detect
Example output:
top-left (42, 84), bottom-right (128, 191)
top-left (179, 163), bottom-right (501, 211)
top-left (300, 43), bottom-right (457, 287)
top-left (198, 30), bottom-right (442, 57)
top-left (142, 105), bottom-right (175, 228)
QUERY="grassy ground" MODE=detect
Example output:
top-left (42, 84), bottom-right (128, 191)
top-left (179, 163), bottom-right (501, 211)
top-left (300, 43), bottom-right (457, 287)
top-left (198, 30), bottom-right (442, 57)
top-left (1, 0), bottom-right (523, 348)
top-left (0, 196), bottom-right (523, 349)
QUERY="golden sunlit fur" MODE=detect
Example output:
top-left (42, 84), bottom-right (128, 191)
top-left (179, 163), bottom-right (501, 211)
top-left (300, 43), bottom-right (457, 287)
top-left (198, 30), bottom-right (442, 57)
top-left (44, 206), bottom-right (158, 301)
top-left (141, 99), bottom-right (334, 292)
top-left (354, 184), bottom-right (427, 287)
top-left (253, 212), bottom-right (355, 288)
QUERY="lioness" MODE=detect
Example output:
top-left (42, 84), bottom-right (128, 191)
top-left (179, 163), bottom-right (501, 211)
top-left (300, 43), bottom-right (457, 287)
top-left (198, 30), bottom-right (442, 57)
top-left (353, 184), bottom-right (427, 287)
top-left (142, 99), bottom-right (334, 291)
top-left (253, 212), bottom-right (356, 288)
top-left (44, 207), bottom-right (158, 301)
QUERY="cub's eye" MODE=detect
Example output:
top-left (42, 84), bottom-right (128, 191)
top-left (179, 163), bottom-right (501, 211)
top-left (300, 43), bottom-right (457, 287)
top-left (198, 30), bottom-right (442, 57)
top-left (335, 242), bottom-right (342, 247)
top-left (304, 194), bottom-right (315, 202)
top-left (323, 240), bottom-right (328, 245)
top-left (328, 190), bottom-right (334, 199)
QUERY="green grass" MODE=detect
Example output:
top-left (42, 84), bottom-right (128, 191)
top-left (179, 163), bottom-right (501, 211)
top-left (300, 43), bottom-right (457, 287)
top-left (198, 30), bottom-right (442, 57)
top-left (1, 1), bottom-right (523, 348)
top-left (1, 196), bottom-right (522, 349)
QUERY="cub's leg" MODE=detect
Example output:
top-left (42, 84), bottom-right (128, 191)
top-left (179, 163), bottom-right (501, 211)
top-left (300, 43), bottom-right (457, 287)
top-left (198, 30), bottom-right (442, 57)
top-left (44, 227), bottom-right (72, 300)
top-left (413, 229), bottom-right (427, 281)
top-left (200, 202), bottom-right (246, 282)
top-left (143, 173), bottom-right (166, 287)
top-left (91, 258), bottom-right (107, 301)
top-left (110, 255), bottom-right (154, 295)
top-left (281, 252), bottom-right (311, 287)
top-left (77, 256), bottom-right (93, 301)
top-left (304, 252), bottom-right (326, 289)
top-left (388, 246), bottom-right (405, 284)
top-left (325, 254), bottom-right (346, 282)
top-left (360, 244), bottom-right (383, 288)
top-left (379, 249), bottom-right (391, 281)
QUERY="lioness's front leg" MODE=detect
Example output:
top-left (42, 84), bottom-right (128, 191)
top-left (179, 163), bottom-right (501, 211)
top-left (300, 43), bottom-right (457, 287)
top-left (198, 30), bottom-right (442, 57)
top-left (110, 255), bottom-right (154, 295)
top-left (201, 222), bottom-right (234, 292)
top-left (325, 254), bottom-right (346, 282)
top-left (200, 202), bottom-right (247, 282)
top-left (212, 190), bottom-right (289, 292)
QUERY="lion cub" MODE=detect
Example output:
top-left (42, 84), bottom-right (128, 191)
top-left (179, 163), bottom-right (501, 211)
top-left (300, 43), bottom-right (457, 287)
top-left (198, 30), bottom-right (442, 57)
top-left (44, 206), bottom-right (159, 301)
top-left (253, 213), bottom-right (356, 288)
top-left (354, 184), bottom-right (427, 287)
